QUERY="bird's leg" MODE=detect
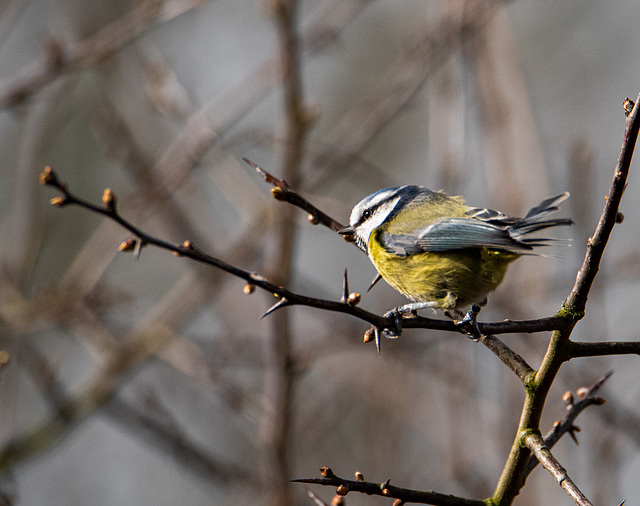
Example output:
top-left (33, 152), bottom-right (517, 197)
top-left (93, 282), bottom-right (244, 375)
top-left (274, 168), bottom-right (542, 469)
top-left (456, 304), bottom-right (483, 341)
top-left (383, 302), bottom-right (438, 338)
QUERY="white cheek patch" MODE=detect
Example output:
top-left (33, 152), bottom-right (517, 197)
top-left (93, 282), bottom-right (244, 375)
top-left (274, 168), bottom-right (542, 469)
top-left (354, 196), bottom-right (402, 248)
top-left (349, 187), bottom-right (407, 226)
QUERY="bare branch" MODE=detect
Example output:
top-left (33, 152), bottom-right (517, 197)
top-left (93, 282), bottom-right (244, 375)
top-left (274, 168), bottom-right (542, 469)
top-left (480, 334), bottom-right (535, 383)
top-left (294, 468), bottom-right (486, 506)
top-left (525, 371), bottom-right (613, 476)
top-left (568, 340), bottom-right (640, 358)
top-left (565, 94), bottom-right (640, 315)
top-left (523, 432), bottom-right (593, 505)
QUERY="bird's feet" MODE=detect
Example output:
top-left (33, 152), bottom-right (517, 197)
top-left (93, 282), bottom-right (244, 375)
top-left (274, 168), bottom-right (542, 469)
top-left (455, 304), bottom-right (482, 341)
top-left (383, 302), bottom-right (438, 338)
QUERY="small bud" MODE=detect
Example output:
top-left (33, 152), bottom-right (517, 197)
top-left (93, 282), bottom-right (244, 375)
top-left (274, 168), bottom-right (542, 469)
top-left (616, 212), bottom-right (624, 223)
top-left (381, 479), bottom-right (391, 495)
top-left (40, 166), bottom-right (58, 185)
top-left (102, 188), bottom-right (117, 212)
top-left (307, 214), bottom-right (320, 225)
top-left (553, 420), bottom-right (562, 429)
top-left (243, 283), bottom-right (256, 295)
top-left (363, 328), bottom-right (374, 343)
top-left (393, 500), bottom-right (405, 506)
top-left (562, 391), bottom-right (574, 405)
top-left (320, 466), bottom-right (334, 478)
top-left (355, 471), bottom-right (364, 482)
top-left (118, 238), bottom-right (137, 252)
top-left (623, 97), bottom-right (635, 117)
top-left (331, 496), bottom-right (345, 506)
top-left (576, 387), bottom-right (589, 399)
top-left (50, 196), bottom-right (67, 207)
top-left (336, 485), bottom-right (348, 496)
top-left (347, 292), bottom-right (361, 306)
top-left (183, 240), bottom-right (194, 250)
top-left (271, 187), bottom-right (285, 200)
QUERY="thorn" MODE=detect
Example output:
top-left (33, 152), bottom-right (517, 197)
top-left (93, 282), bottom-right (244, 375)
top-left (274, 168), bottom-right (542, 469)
top-left (375, 327), bottom-right (381, 355)
top-left (134, 239), bottom-right (145, 260)
top-left (261, 297), bottom-right (290, 318)
top-left (367, 273), bottom-right (383, 293)
top-left (568, 426), bottom-right (581, 446)
top-left (341, 269), bottom-right (349, 303)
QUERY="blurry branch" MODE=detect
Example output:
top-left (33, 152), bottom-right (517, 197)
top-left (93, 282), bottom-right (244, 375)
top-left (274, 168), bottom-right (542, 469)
top-left (294, 467), bottom-right (486, 506)
top-left (0, 326), bottom-right (169, 470)
top-left (14, 340), bottom-right (249, 484)
top-left (153, 0), bottom-right (374, 192)
top-left (260, 0), bottom-right (310, 505)
top-left (104, 397), bottom-right (251, 484)
top-left (308, 0), bottom-right (505, 180)
top-left (0, 0), bottom-right (210, 109)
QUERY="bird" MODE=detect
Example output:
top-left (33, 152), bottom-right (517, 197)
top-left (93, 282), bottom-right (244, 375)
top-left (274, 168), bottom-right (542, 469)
top-left (339, 185), bottom-right (573, 341)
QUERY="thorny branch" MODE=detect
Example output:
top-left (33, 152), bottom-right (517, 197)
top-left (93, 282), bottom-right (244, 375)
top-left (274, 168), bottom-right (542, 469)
top-left (41, 164), bottom-right (577, 352)
top-left (489, 95), bottom-right (640, 505)
top-left (523, 432), bottom-right (593, 506)
top-left (524, 371), bottom-right (612, 476)
top-left (38, 92), bottom-right (640, 504)
top-left (293, 467), bottom-right (486, 506)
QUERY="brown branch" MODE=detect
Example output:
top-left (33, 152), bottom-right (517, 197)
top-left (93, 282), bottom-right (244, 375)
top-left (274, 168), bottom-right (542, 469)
top-left (0, 0), bottom-right (210, 109)
top-left (523, 432), bottom-right (593, 505)
top-left (294, 468), bottom-right (486, 506)
top-left (565, 94), bottom-right (640, 315)
top-left (567, 340), bottom-right (640, 358)
top-left (40, 166), bottom-right (575, 349)
top-left (480, 334), bottom-right (535, 383)
top-left (524, 371), bottom-right (612, 476)
top-left (491, 94), bottom-right (640, 504)
top-left (260, 1), bottom-right (309, 505)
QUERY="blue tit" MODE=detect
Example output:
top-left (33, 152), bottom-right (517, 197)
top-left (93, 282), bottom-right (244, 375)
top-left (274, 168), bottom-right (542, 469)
top-left (339, 185), bottom-right (573, 335)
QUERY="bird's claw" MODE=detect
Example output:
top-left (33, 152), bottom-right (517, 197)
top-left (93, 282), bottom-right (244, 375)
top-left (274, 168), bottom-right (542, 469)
top-left (382, 307), bottom-right (404, 338)
top-left (456, 304), bottom-right (482, 341)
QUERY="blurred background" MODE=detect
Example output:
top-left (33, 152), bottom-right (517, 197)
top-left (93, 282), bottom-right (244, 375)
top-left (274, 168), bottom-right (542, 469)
top-left (1, 0), bottom-right (639, 504)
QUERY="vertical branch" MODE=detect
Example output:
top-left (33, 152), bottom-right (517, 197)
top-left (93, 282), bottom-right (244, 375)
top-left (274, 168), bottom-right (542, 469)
top-left (261, 1), bottom-right (310, 506)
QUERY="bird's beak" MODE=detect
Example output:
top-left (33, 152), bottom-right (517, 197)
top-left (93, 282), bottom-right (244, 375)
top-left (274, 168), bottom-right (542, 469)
top-left (338, 225), bottom-right (354, 237)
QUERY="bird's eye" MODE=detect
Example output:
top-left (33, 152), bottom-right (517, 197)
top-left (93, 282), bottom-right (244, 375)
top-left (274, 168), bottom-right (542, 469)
top-left (362, 209), bottom-right (372, 220)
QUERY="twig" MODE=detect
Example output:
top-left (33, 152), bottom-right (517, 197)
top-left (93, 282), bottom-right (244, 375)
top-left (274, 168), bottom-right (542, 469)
top-left (245, 158), bottom-right (345, 232)
top-left (491, 94), bottom-right (640, 504)
top-left (294, 468), bottom-right (486, 506)
top-left (524, 371), bottom-right (613, 476)
top-left (40, 166), bottom-right (574, 342)
top-left (523, 432), bottom-right (593, 505)
top-left (565, 94), bottom-right (640, 315)
top-left (480, 334), bottom-right (535, 383)
top-left (567, 340), bottom-right (640, 358)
